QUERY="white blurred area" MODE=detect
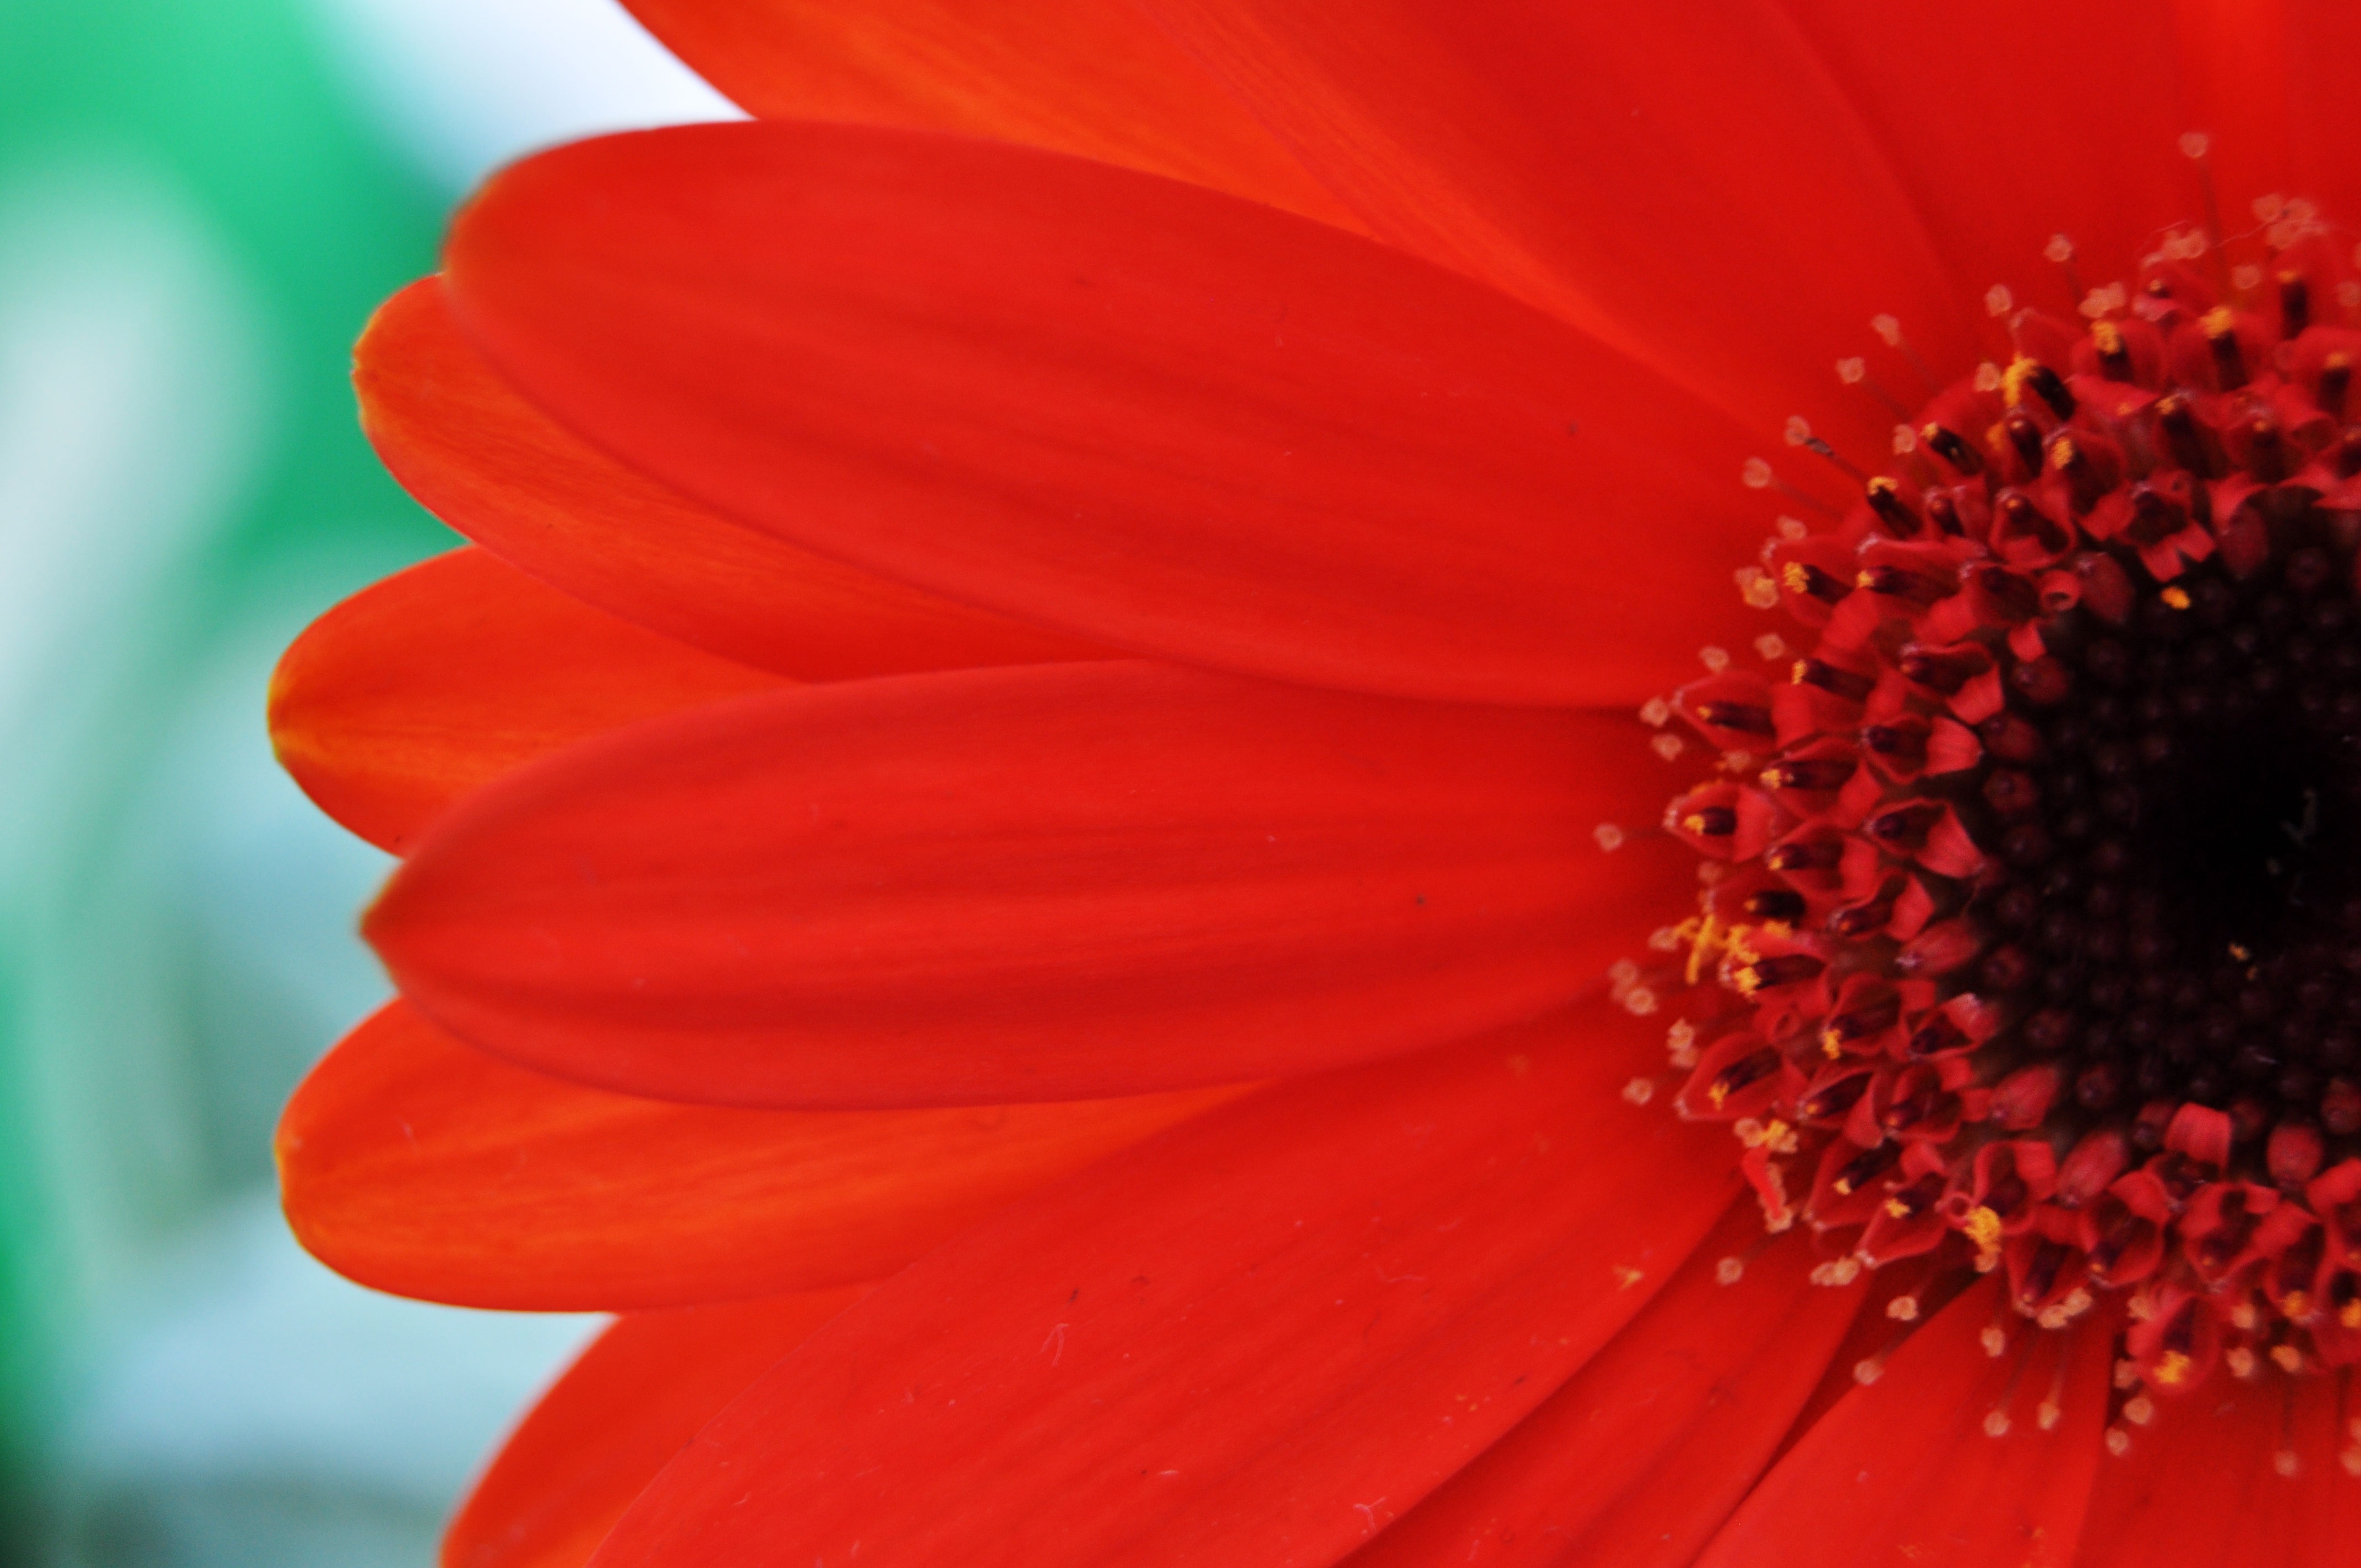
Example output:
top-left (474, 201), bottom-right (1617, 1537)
top-left (11, 2), bottom-right (739, 1562)
top-left (307, 0), bottom-right (741, 192)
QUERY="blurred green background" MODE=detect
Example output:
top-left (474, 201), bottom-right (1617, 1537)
top-left (0, 2), bottom-right (731, 1561)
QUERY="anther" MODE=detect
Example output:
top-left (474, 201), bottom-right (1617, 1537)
top-left (1864, 475), bottom-right (1921, 536)
top-left (1858, 563), bottom-right (1946, 607)
top-left (2153, 394), bottom-right (2215, 476)
top-left (2203, 307), bottom-right (2248, 389)
top-left (2323, 353), bottom-right (2352, 421)
top-left (1740, 887), bottom-right (1808, 923)
top-left (1758, 757), bottom-right (1855, 792)
top-left (1781, 562), bottom-right (1850, 607)
top-left (2023, 360), bottom-right (2076, 419)
top-left (2280, 272), bottom-right (2311, 337)
top-left (1691, 701), bottom-right (1776, 737)
top-left (2091, 318), bottom-right (2134, 380)
top-left (2001, 409), bottom-right (2045, 473)
top-left (1921, 422), bottom-right (1984, 476)
top-left (1764, 837), bottom-right (1843, 873)
top-left (1792, 657), bottom-right (1876, 703)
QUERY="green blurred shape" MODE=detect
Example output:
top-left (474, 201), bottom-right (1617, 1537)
top-left (0, 0), bottom-right (459, 1553)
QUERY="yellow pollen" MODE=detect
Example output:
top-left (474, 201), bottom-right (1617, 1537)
top-left (1820, 1027), bottom-right (1844, 1060)
top-left (2274, 1344), bottom-right (2308, 1373)
top-left (2093, 319), bottom-right (2125, 355)
top-left (2229, 941), bottom-right (2252, 961)
top-left (1613, 1265), bottom-right (1645, 1291)
top-left (1780, 562), bottom-right (1810, 595)
top-left (2202, 305), bottom-right (2237, 337)
top-left (1758, 767), bottom-right (1788, 790)
top-left (2284, 1291), bottom-right (2312, 1319)
top-left (2342, 1300), bottom-right (2361, 1330)
top-left (1882, 1196), bottom-right (1912, 1218)
top-left (2153, 1351), bottom-right (2193, 1387)
top-left (1965, 1205), bottom-right (2005, 1268)
top-left (1706, 1080), bottom-right (1730, 1110)
top-left (2162, 585), bottom-right (2192, 610)
top-left (1853, 569), bottom-right (1877, 590)
top-left (2001, 356), bottom-right (2038, 407)
top-left (2331, 350), bottom-right (2353, 371)
top-left (2050, 435), bottom-right (2079, 467)
top-left (1683, 914), bottom-right (1721, 986)
top-left (1682, 813), bottom-right (1712, 835)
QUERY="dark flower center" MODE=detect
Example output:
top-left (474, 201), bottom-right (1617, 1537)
top-left (1626, 192), bottom-right (2361, 1462)
top-left (1994, 527), bottom-right (2361, 1141)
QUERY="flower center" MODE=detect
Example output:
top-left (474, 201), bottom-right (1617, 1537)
top-left (1631, 194), bottom-right (2361, 1463)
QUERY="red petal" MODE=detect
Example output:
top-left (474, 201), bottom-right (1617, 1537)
top-left (1690, 1279), bottom-right (2112, 1568)
top-left (2074, 1374), bottom-right (2361, 1568)
top-left (1144, 0), bottom-right (1966, 452)
top-left (355, 277), bottom-right (1103, 681)
top-left (280, 1002), bottom-right (1239, 1310)
top-left (444, 1289), bottom-right (863, 1568)
top-left (1783, 0), bottom-right (2190, 318)
top-left (618, 0), bottom-right (1356, 226)
top-left (370, 661), bottom-right (1694, 1108)
top-left (443, 122), bottom-right (1768, 709)
top-left (270, 546), bottom-right (791, 853)
top-left (1346, 1203), bottom-right (1860, 1568)
top-left (2280, 2), bottom-right (2361, 225)
top-left (586, 1002), bottom-right (1738, 1568)
top-left (2177, 0), bottom-right (2361, 230)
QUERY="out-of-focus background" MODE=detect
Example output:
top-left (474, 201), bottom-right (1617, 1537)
top-left (0, 3), bottom-right (735, 1561)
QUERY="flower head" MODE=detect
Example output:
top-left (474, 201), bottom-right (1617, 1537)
top-left (274, 3), bottom-right (2361, 1563)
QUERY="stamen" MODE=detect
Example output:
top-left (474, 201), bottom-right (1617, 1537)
top-left (1640, 169), bottom-right (2361, 1462)
top-left (2046, 232), bottom-right (2083, 309)
top-left (2180, 130), bottom-right (2233, 291)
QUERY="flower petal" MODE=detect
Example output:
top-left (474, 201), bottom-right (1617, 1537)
top-left (586, 1002), bottom-right (1738, 1568)
top-left (442, 121), bottom-right (1769, 709)
top-left (1690, 1279), bottom-right (2112, 1568)
top-left (444, 1289), bottom-right (864, 1568)
top-left (270, 546), bottom-right (791, 853)
top-left (1347, 1202), bottom-right (1861, 1568)
top-left (1143, 0), bottom-right (1967, 450)
top-left (2073, 1374), bottom-right (2361, 1568)
top-left (369, 661), bottom-right (1695, 1108)
top-left (617, 0), bottom-right (1355, 224)
top-left (355, 277), bottom-right (1103, 682)
top-left (2280, 2), bottom-right (2361, 223)
top-left (2177, 0), bottom-right (2361, 226)
top-left (279, 1002), bottom-right (1238, 1310)
top-left (1782, 0), bottom-right (2191, 314)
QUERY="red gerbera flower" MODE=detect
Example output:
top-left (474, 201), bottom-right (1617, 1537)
top-left (270, 3), bottom-right (2361, 1563)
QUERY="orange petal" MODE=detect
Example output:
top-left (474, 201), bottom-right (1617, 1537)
top-left (1348, 1202), bottom-right (1861, 1568)
top-left (270, 546), bottom-right (791, 853)
top-left (355, 277), bottom-right (1103, 682)
top-left (444, 1289), bottom-right (864, 1568)
top-left (586, 1001), bottom-right (1738, 1567)
top-left (442, 121), bottom-right (1769, 709)
top-left (619, 0), bottom-right (1356, 226)
top-left (1145, 0), bottom-right (1966, 453)
top-left (1691, 1278), bottom-right (2112, 1568)
top-left (368, 663), bottom-right (1695, 1108)
top-left (280, 1001), bottom-right (1239, 1310)
top-left (2074, 1371), bottom-right (2361, 1568)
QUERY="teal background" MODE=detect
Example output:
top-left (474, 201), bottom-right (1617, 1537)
top-left (0, 1), bottom-right (730, 1560)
